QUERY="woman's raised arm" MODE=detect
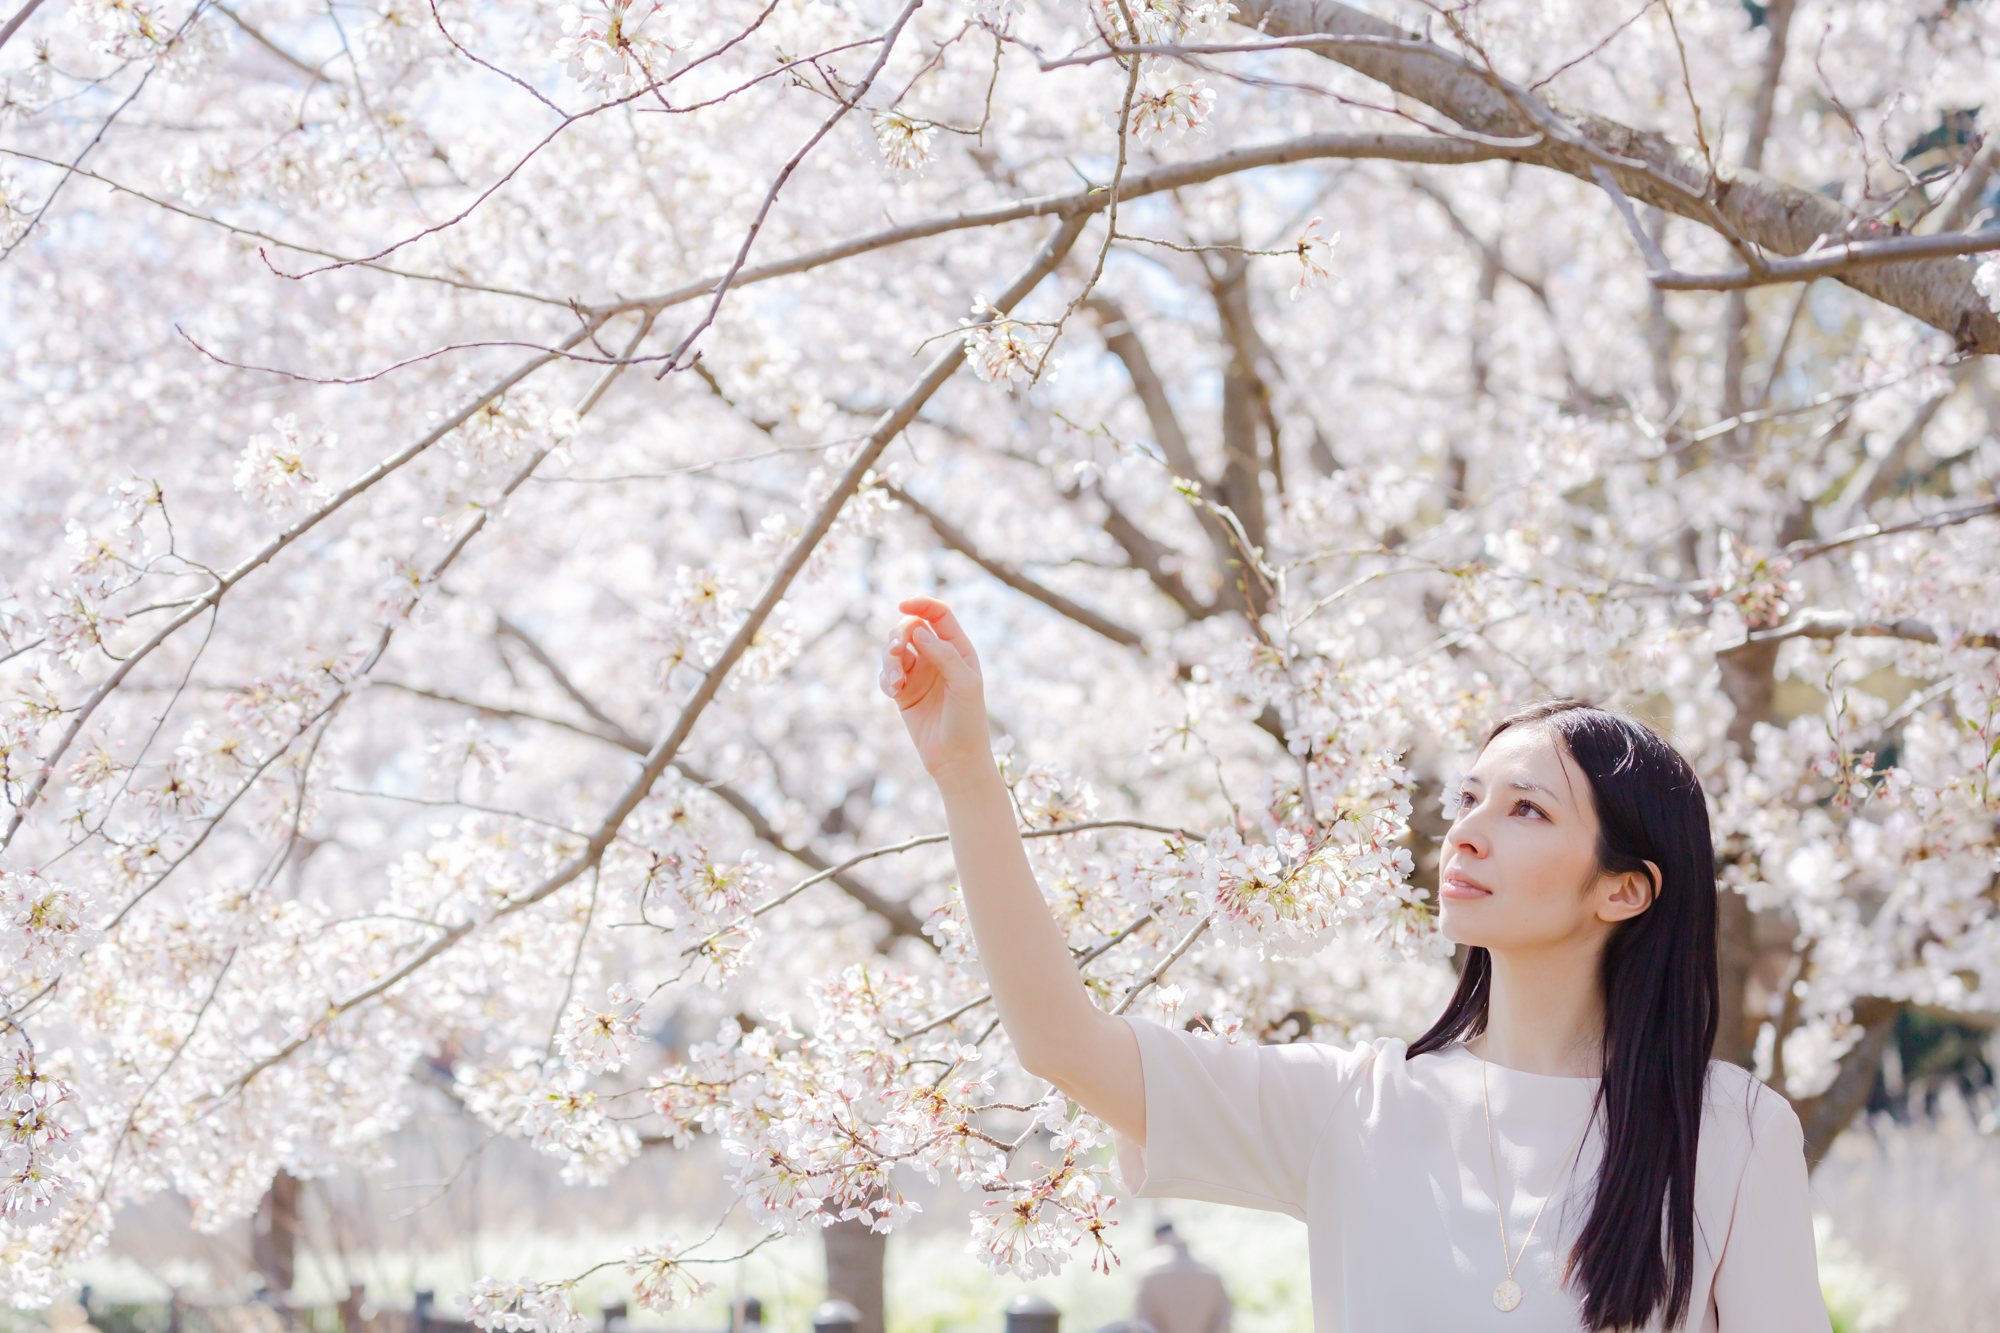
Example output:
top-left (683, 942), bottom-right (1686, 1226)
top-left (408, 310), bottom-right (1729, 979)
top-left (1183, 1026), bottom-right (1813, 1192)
top-left (880, 596), bottom-right (1145, 1142)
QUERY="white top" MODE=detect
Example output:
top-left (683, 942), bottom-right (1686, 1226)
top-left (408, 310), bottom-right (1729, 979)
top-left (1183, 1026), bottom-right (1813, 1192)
top-left (1114, 1017), bottom-right (1831, 1333)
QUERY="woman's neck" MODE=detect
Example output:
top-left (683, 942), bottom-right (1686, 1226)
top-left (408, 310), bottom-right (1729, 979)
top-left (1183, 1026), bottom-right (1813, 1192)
top-left (1476, 942), bottom-right (1608, 1078)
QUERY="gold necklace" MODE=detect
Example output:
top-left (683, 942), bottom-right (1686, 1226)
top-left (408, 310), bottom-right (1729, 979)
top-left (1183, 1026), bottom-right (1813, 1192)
top-left (1478, 1045), bottom-right (1596, 1313)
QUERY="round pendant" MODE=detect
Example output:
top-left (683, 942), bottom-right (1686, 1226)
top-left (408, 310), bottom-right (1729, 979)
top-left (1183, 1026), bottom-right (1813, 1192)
top-left (1492, 1278), bottom-right (1523, 1312)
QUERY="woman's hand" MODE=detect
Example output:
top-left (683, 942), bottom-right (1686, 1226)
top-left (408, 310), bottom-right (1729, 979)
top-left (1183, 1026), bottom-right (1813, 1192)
top-left (880, 597), bottom-right (994, 793)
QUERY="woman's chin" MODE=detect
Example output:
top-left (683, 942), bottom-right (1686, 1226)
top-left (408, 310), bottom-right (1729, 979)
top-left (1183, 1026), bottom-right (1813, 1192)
top-left (1437, 903), bottom-right (1496, 948)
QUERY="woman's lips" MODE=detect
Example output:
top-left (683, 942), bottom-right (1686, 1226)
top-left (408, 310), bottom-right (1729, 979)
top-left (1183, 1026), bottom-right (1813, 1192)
top-left (1441, 872), bottom-right (1493, 900)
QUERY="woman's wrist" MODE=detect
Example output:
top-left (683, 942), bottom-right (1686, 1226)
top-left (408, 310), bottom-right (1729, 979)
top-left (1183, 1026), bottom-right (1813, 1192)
top-left (930, 751), bottom-right (1006, 801)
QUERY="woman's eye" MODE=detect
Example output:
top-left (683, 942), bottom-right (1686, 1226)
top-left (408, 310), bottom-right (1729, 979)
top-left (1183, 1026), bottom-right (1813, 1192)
top-left (1513, 800), bottom-right (1545, 819)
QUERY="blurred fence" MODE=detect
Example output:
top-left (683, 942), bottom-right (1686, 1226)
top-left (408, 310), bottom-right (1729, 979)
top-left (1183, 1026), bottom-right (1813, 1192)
top-left (85, 1289), bottom-right (514, 1333)
top-left (78, 1287), bottom-right (1096, 1333)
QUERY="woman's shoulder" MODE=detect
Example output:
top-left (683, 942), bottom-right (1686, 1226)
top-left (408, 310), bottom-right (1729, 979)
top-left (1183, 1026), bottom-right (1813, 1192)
top-left (1700, 1059), bottom-right (1806, 1154)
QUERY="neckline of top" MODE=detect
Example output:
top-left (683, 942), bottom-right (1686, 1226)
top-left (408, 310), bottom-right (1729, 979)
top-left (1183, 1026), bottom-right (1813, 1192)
top-left (1442, 1040), bottom-right (1603, 1084)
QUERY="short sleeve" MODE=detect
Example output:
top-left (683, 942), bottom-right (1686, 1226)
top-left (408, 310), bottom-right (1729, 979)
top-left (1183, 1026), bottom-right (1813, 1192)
top-left (1113, 1016), bottom-right (1373, 1222)
top-left (1710, 1090), bottom-right (1833, 1333)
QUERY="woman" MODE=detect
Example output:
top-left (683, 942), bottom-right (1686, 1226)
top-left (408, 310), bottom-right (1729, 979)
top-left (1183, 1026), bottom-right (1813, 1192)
top-left (879, 597), bottom-right (1829, 1332)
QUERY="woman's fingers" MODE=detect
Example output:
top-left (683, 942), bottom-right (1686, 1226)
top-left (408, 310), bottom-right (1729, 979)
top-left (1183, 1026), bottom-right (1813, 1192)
top-left (906, 622), bottom-right (973, 688)
top-left (895, 598), bottom-right (980, 670)
top-left (881, 599), bottom-right (980, 711)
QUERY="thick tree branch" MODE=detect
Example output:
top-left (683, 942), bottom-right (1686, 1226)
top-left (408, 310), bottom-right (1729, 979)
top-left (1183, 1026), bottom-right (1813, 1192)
top-left (1083, 295), bottom-right (1202, 481)
top-left (0, 0), bottom-right (47, 53)
top-left (1233, 1), bottom-right (2000, 353)
top-left (1087, 484), bottom-right (1215, 620)
top-left (882, 482), bottom-right (1145, 648)
top-left (1085, 295), bottom-right (1246, 607)
top-left (1795, 997), bottom-right (1900, 1168)
top-left (1210, 258), bottom-right (1274, 612)
top-left (1922, 135), bottom-right (2000, 236)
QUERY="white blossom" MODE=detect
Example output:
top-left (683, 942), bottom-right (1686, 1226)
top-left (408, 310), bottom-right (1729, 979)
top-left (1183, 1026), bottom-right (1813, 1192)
top-left (1131, 79), bottom-right (1215, 142)
top-left (554, 0), bottom-right (678, 97)
top-left (555, 984), bottom-right (644, 1074)
top-left (961, 298), bottom-right (1053, 384)
top-left (872, 111), bottom-right (937, 170)
top-left (234, 416), bottom-right (333, 516)
top-left (1975, 257), bottom-right (2000, 316)
top-left (1290, 217), bottom-right (1338, 299)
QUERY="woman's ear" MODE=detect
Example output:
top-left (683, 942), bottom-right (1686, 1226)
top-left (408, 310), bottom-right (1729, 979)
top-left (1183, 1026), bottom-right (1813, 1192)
top-left (1597, 861), bottom-right (1661, 924)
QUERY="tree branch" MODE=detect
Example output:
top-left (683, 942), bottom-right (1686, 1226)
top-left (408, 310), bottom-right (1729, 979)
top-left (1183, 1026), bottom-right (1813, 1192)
top-left (1083, 295), bottom-right (1203, 481)
top-left (1922, 134), bottom-right (2000, 236)
top-left (595, 133), bottom-right (1517, 319)
top-left (1232, 0), bottom-right (2000, 353)
top-left (494, 614), bottom-right (647, 749)
top-left (1087, 484), bottom-right (1215, 620)
top-left (1720, 0), bottom-right (1796, 451)
top-left (0, 0), bottom-right (45, 51)
top-left (1729, 608), bottom-right (1998, 651)
top-left (1830, 367), bottom-right (1966, 525)
top-left (1782, 496), bottom-right (2000, 563)
top-left (1795, 997), bottom-right (1899, 1168)
top-left (1644, 229), bottom-right (2000, 292)
top-left (1210, 258), bottom-right (1274, 611)
top-left (882, 482), bottom-right (1146, 648)
top-left (680, 761), bottom-right (930, 945)
top-left (487, 616), bottom-right (927, 944)
top-left (375, 677), bottom-right (930, 943)
top-left (1084, 295), bottom-right (1247, 606)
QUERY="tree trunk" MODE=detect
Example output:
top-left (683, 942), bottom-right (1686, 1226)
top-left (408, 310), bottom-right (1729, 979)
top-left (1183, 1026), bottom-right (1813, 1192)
top-left (1714, 638), bottom-right (1782, 1067)
top-left (822, 1216), bottom-right (886, 1333)
top-left (252, 1170), bottom-right (299, 1297)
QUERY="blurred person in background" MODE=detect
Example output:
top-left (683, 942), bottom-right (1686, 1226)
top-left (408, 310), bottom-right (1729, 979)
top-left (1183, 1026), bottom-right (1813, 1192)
top-left (1135, 1220), bottom-right (1231, 1333)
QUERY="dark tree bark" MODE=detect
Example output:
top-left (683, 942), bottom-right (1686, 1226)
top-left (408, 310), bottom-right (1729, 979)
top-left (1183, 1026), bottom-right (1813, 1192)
top-left (1233, 0), bottom-right (2000, 354)
top-left (822, 1216), bottom-right (886, 1333)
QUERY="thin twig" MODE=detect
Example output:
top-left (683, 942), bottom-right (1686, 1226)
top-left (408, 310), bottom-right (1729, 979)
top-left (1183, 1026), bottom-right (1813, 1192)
top-left (1110, 918), bottom-right (1210, 1017)
top-left (653, 0), bottom-right (924, 378)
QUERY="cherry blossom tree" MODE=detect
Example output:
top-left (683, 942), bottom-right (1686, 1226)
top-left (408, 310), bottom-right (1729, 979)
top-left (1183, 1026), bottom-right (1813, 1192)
top-left (3, 0), bottom-right (1998, 1321)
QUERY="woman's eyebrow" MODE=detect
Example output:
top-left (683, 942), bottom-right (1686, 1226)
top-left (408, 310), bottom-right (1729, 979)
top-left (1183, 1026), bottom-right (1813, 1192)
top-left (1460, 775), bottom-right (1557, 798)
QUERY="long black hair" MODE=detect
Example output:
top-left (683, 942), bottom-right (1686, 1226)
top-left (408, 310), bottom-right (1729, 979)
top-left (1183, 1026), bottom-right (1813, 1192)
top-left (1406, 700), bottom-right (1718, 1331)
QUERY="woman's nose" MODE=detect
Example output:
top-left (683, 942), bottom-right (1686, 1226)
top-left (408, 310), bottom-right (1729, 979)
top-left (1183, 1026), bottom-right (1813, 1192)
top-left (1448, 808), bottom-right (1490, 858)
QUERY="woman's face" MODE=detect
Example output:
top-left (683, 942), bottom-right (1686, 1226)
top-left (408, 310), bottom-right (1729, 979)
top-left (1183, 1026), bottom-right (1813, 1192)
top-left (1438, 723), bottom-right (1652, 951)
